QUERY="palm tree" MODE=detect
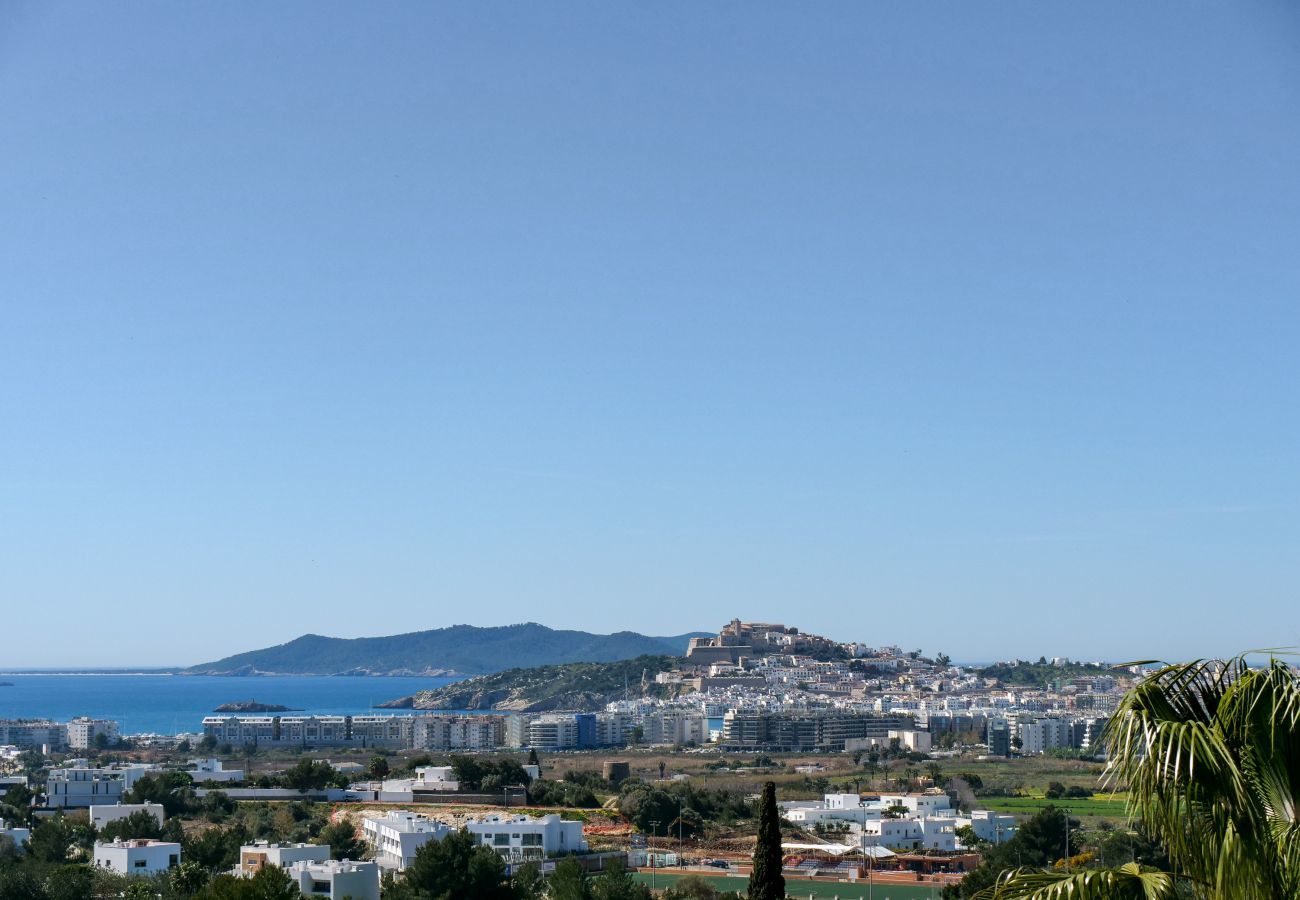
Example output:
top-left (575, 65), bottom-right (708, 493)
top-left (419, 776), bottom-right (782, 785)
top-left (976, 654), bottom-right (1300, 899)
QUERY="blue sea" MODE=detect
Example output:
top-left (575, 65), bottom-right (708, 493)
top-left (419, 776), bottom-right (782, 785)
top-left (0, 673), bottom-right (463, 736)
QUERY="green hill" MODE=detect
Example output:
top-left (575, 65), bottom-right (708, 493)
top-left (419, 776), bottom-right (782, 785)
top-left (378, 655), bottom-right (679, 712)
top-left (187, 623), bottom-right (705, 676)
top-left (975, 658), bottom-right (1117, 688)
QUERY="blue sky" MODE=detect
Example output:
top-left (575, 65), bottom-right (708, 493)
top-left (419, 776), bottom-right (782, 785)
top-left (2, 2), bottom-right (1298, 667)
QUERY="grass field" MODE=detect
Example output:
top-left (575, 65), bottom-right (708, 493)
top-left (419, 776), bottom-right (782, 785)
top-left (632, 871), bottom-right (944, 899)
top-left (978, 795), bottom-right (1129, 819)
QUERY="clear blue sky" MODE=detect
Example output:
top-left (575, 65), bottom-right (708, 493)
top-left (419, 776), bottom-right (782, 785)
top-left (2, 2), bottom-right (1298, 667)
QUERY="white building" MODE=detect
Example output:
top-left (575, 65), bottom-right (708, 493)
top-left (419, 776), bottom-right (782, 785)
top-left (413, 766), bottom-right (458, 790)
top-left (466, 814), bottom-right (586, 862)
top-left (363, 810), bottom-right (452, 871)
top-left (877, 792), bottom-right (953, 817)
top-left (1018, 718), bottom-right (1074, 755)
top-left (888, 729), bottom-right (932, 753)
top-left (186, 758), bottom-right (245, 783)
top-left (285, 859), bottom-right (380, 900)
top-left (91, 803), bottom-right (165, 831)
top-left (957, 810), bottom-right (1018, 845)
top-left (412, 715), bottom-right (505, 751)
top-left (0, 720), bottom-right (66, 750)
top-left (93, 839), bottom-right (181, 875)
top-left (0, 820), bottom-right (31, 853)
top-left (67, 718), bottom-right (120, 750)
top-left (46, 764), bottom-right (155, 808)
top-left (238, 840), bottom-right (332, 875)
top-left (641, 711), bottom-right (708, 746)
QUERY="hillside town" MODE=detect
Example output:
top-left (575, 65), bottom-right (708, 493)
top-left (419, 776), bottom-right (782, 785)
top-left (0, 620), bottom-right (1146, 898)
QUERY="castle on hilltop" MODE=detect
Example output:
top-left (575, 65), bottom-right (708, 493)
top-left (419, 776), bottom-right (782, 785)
top-left (683, 619), bottom-right (844, 666)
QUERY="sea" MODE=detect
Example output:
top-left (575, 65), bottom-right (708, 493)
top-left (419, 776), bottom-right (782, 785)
top-left (0, 673), bottom-right (463, 736)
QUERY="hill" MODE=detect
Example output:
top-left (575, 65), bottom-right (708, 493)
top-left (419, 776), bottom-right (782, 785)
top-left (975, 658), bottom-right (1118, 688)
top-left (378, 655), bottom-right (679, 712)
top-left (187, 623), bottom-right (706, 676)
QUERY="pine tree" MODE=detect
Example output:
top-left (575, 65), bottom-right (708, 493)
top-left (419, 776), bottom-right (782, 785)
top-left (748, 781), bottom-right (785, 900)
top-left (549, 856), bottom-right (592, 900)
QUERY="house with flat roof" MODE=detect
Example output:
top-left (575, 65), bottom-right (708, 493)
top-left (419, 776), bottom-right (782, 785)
top-left (93, 839), bottom-right (180, 876)
top-left (284, 859), bottom-right (380, 900)
top-left (238, 840), bottom-right (332, 875)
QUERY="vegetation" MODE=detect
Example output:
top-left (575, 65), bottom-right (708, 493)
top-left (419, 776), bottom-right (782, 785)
top-left (974, 658), bottom-right (1115, 689)
top-left (315, 819), bottom-right (367, 860)
top-left (450, 755), bottom-right (532, 790)
top-left (390, 655), bottom-right (680, 712)
top-left (747, 781), bottom-right (784, 900)
top-left (187, 623), bottom-right (703, 676)
top-left (945, 806), bottom-right (1079, 897)
top-left (528, 779), bottom-right (601, 808)
top-left (381, 827), bottom-right (536, 899)
top-left (617, 779), bottom-right (753, 837)
top-left (661, 875), bottom-right (742, 899)
top-left (973, 654), bottom-right (1300, 899)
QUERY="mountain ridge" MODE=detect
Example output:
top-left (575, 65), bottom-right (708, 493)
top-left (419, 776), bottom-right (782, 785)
top-left (187, 623), bottom-right (707, 676)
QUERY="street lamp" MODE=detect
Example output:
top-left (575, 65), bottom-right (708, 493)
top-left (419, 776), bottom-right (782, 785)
top-left (649, 821), bottom-right (661, 891)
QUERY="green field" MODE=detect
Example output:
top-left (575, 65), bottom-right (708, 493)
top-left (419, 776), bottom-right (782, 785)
top-left (632, 871), bottom-right (943, 899)
top-left (979, 795), bottom-right (1129, 819)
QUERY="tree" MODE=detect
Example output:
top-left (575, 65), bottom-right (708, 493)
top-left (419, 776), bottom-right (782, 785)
top-left (43, 866), bottom-right (92, 900)
top-left (277, 758), bottom-right (340, 792)
top-left (591, 857), bottom-right (653, 900)
top-left (196, 865), bottom-right (303, 899)
top-left (182, 824), bottom-right (247, 872)
top-left (97, 809), bottom-right (164, 842)
top-left (947, 806), bottom-right (1076, 897)
top-left (0, 869), bottom-right (46, 900)
top-left (747, 781), bottom-right (784, 900)
top-left (973, 654), bottom-right (1300, 899)
top-left (368, 755), bottom-right (390, 779)
top-left (549, 856), bottom-right (591, 900)
top-left (512, 862), bottom-right (546, 900)
top-left (170, 861), bottom-right (211, 895)
top-left (123, 771), bottom-right (197, 817)
top-left (527, 748), bottom-right (540, 768)
top-left (316, 819), bottom-right (366, 861)
top-left (25, 817), bottom-right (73, 864)
top-left (390, 828), bottom-right (517, 900)
top-left (1044, 781), bottom-right (1067, 800)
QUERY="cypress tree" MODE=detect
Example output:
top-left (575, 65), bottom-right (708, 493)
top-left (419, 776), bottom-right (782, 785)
top-left (748, 780), bottom-right (785, 900)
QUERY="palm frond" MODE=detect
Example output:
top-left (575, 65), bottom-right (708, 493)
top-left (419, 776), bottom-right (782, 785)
top-left (971, 864), bottom-right (1177, 900)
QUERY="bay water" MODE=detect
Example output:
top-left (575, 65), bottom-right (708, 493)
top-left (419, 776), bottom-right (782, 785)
top-left (0, 673), bottom-right (463, 736)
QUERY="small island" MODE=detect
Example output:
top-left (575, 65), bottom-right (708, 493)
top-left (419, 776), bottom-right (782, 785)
top-left (213, 700), bottom-right (299, 713)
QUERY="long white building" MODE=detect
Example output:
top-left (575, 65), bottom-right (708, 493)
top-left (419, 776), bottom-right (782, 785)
top-left (466, 814), bottom-right (586, 862)
top-left (90, 803), bottom-right (165, 831)
top-left (363, 810), bottom-right (452, 871)
top-left (46, 763), bottom-right (155, 809)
